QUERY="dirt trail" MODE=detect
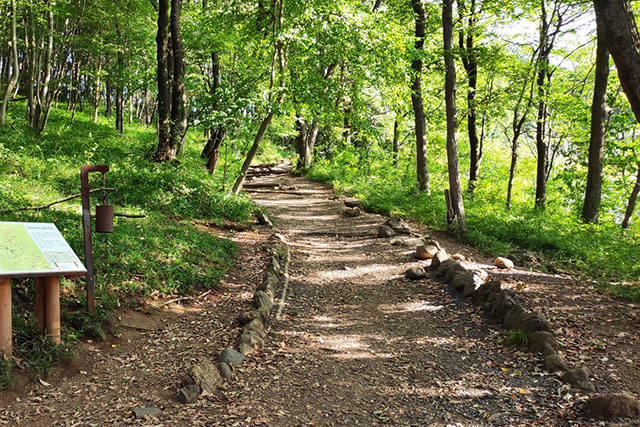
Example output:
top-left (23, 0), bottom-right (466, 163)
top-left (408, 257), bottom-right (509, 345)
top-left (1, 169), bottom-right (637, 426)
top-left (211, 171), bottom-right (584, 426)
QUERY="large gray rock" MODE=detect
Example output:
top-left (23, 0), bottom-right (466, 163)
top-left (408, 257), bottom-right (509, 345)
top-left (238, 330), bottom-right (265, 349)
top-left (487, 290), bottom-right (516, 319)
top-left (528, 331), bottom-right (558, 353)
top-left (445, 262), bottom-right (468, 283)
top-left (429, 250), bottom-right (449, 270)
top-left (243, 318), bottom-right (266, 339)
top-left (435, 259), bottom-right (462, 280)
top-left (344, 198), bottom-right (363, 208)
top-left (253, 290), bottom-right (273, 311)
top-left (562, 367), bottom-right (596, 392)
top-left (183, 361), bottom-right (222, 395)
top-left (522, 311), bottom-right (552, 333)
top-left (503, 304), bottom-right (527, 330)
top-left (378, 225), bottom-right (395, 238)
top-left (177, 384), bottom-right (201, 404)
top-left (219, 347), bottom-right (244, 367)
top-left (544, 353), bottom-right (568, 372)
top-left (385, 216), bottom-right (411, 234)
top-left (219, 363), bottom-right (233, 380)
top-left (405, 266), bottom-right (426, 281)
top-left (585, 394), bottom-right (640, 420)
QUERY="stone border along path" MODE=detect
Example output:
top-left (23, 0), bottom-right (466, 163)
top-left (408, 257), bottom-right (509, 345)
top-left (176, 235), bottom-right (291, 405)
top-left (392, 215), bottom-right (639, 422)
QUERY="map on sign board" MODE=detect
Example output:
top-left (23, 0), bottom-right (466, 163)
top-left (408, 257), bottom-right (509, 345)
top-left (0, 222), bottom-right (86, 277)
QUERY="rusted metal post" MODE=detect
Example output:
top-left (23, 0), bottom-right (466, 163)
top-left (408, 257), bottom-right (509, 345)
top-left (35, 277), bottom-right (45, 332)
top-left (81, 165), bottom-right (109, 313)
top-left (0, 278), bottom-right (12, 358)
top-left (44, 276), bottom-right (61, 344)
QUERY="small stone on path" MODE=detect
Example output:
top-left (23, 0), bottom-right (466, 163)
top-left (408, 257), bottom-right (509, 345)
top-left (177, 384), bottom-right (201, 404)
top-left (405, 267), bottom-right (426, 280)
top-left (494, 257), bottom-right (515, 269)
top-left (378, 225), bottom-right (395, 238)
top-left (132, 407), bottom-right (162, 419)
top-left (416, 245), bottom-right (438, 260)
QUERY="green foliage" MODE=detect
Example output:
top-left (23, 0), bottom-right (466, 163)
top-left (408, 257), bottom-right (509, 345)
top-left (0, 359), bottom-right (13, 390)
top-left (505, 329), bottom-right (530, 347)
top-left (12, 314), bottom-right (76, 380)
top-left (0, 102), bottom-right (248, 306)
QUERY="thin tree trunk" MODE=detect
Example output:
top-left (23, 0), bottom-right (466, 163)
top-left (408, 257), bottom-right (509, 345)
top-left (154, 0), bottom-right (172, 161)
top-left (392, 115), bottom-right (400, 165)
top-left (582, 18), bottom-right (610, 224)
top-left (0, 0), bottom-right (19, 127)
top-left (232, 112), bottom-right (275, 194)
top-left (459, 0), bottom-right (480, 193)
top-left (411, 0), bottom-right (429, 193)
top-left (169, 0), bottom-right (187, 153)
top-left (443, 0), bottom-right (466, 232)
top-left (93, 61), bottom-right (102, 123)
top-left (622, 162), bottom-right (640, 229)
top-left (232, 0), bottom-right (285, 194)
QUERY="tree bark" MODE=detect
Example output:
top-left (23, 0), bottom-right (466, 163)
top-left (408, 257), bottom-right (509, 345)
top-left (593, 0), bottom-right (640, 124)
top-left (622, 161), bottom-right (640, 229)
top-left (0, 0), bottom-right (19, 127)
top-left (169, 0), bottom-right (187, 153)
top-left (411, 0), bottom-right (429, 193)
top-left (458, 0), bottom-right (480, 193)
top-left (232, 112), bottom-right (275, 194)
top-left (443, 0), bottom-right (466, 232)
top-left (582, 17), bottom-right (610, 224)
top-left (154, 0), bottom-right (173, 161)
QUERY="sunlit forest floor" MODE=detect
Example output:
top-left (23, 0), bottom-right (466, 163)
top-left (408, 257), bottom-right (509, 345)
top-left (2, 169), bottom-right (637, 425)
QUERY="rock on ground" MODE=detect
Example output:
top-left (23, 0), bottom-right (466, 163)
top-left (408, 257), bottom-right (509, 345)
top-left (585, 394), bottom-right (640, 420)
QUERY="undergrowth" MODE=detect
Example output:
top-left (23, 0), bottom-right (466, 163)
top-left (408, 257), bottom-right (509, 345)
top-left (0, 102), bottom-right (268, 387)
top-left (308, 143), bottom-right (640, 302)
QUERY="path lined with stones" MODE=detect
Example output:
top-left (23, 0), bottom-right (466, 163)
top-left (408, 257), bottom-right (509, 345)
top-left (206, 172), bottom-right (583, 426)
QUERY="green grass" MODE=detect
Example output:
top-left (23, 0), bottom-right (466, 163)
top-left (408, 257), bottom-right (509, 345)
top-left (0, 102), bottom-right (265, 386)
top-left (505, 329), bottom-right (530, 348)
top-left (307, 142), bottom-right (640, 302)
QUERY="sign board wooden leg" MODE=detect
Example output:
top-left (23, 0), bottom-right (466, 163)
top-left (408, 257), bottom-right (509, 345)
top-left (0, 278), bottom-right (11, 358)
top-left (35, 277), bottom-right (45, 332)
top-left (44, 276), bottom-right (61, 345)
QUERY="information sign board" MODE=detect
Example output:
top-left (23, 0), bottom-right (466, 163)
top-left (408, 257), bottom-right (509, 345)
top-left (0, 222), bottom-right (86, 277)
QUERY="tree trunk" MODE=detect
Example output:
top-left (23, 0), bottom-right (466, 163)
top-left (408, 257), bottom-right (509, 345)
top-left (443, 0), bottom-right (466, 232)
top-left (169, 0), bottom-right (187, 153)
top-left (205, 128), bottom-right (226, 174)
top-left (105, 82), bottom-right (113, 117)
top-left (0, 0), bottom-right (19, 127)
top-left (93, 62), bottom-right (102, 123)
top-left (411, 0), bottom-right (429, 193)
top-left (582, 18), bottom-right (610, 224)
top-left (593, 0), bottom-right (640, 124)
top-left (232, 112), bottom-right (275, 194)
top-left (33, 1), bottom-right (54, 133)
top-left (154, 0), bottom-right (173, 161)
top-left (458, 0), bottom-right (480, 193)
top-left (392, 114), bottom-right (400, 165)
top-left (622, 161), bottom-right (640, 229)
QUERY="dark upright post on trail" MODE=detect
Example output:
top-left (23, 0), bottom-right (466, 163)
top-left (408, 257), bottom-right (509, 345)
top-left (81, 165), bottom-right (109, 313)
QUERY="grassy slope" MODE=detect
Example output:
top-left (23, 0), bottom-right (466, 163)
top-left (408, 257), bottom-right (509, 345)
top-left (0, 103), bottom-right (259, 378)
top-left (307, 143), bottom-right (640, 302)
